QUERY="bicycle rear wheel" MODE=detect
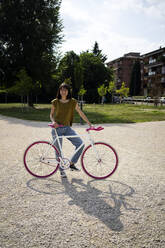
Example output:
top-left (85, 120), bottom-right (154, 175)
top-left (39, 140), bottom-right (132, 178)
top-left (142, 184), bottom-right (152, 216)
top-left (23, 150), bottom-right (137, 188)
top-left (81, 142), bottom-right (118, 179)
top-left (24, 141), bottom-right (60, 178)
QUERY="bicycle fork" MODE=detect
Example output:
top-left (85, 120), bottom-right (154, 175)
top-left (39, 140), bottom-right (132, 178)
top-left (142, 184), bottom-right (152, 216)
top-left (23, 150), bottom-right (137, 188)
top-left (88, 133), bottom-right (101, 162)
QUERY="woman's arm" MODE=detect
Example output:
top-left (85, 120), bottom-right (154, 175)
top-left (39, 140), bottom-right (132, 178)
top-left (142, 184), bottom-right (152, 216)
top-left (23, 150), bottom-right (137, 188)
top-left (75, 103), bottom-right (91, 126)
top-left (50, 105), bottom-right (59, 128)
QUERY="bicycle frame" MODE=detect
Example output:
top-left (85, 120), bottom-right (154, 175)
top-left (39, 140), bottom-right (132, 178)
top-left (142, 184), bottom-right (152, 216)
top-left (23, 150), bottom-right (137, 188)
top-left (50, 128), bottom-right (95, 164)
top-left (24, 125), bottom-right (118, 179)
top-left (37, 125), bottom-right (105, 170)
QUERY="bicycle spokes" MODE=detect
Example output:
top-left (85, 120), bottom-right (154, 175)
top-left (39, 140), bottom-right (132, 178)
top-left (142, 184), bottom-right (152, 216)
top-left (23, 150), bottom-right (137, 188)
top-left (24, 141), bottom-right (60, 178)
top-left (81, 142), bottom-right (118, 179)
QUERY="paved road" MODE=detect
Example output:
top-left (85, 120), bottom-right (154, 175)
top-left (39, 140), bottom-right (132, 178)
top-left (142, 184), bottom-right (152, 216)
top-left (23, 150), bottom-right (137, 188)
top-left (0, 115), bottom-right (165, 248)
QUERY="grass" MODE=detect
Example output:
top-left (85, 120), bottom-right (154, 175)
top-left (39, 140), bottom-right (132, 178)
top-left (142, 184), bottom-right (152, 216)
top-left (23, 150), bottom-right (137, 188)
top-left (0, 103), bottom-right (165, 123)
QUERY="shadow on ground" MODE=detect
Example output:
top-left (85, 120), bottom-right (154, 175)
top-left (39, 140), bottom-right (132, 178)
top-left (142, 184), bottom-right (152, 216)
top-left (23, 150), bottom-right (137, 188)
top-left (0, 113), bottom-right (135, 129)
top-left (27, 178), bottom-right (140, 232)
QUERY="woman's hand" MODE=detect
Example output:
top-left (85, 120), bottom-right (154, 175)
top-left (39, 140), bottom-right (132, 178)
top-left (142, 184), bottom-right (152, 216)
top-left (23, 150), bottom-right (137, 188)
top-left (53, 122), bottom-right (59, 128)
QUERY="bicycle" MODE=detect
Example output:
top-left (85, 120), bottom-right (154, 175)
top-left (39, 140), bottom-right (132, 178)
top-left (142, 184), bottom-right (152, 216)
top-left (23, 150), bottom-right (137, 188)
top-left (23, 124), bottom-right (118, 180)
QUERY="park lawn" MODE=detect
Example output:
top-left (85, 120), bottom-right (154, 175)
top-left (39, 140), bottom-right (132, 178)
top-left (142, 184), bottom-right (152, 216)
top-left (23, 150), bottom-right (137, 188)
top-left (79, 104), bottom-right (165, 123)
top-left (0, 103), bottom-right (165, 123)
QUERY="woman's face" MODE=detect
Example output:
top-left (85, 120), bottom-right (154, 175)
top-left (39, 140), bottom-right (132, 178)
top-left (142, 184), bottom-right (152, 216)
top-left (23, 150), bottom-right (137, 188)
top-left (60, 87), bottom-right (68, 98)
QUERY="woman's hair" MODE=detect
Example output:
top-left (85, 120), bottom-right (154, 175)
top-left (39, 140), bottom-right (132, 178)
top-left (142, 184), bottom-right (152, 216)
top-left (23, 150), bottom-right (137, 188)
top-left (56, 83), bottom-right (72, 99)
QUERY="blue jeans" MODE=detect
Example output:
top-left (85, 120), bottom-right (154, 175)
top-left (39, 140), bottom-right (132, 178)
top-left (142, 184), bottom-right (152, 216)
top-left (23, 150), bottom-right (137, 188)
top-left (51, 126), bottom-right (84, 166)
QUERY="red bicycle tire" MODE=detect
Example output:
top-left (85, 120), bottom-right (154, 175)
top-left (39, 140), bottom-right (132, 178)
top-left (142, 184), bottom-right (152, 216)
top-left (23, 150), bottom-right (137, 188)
top-left (81, 142), bottom-right (118, 179)
top-left (23, 141), bottom-right (60, 178)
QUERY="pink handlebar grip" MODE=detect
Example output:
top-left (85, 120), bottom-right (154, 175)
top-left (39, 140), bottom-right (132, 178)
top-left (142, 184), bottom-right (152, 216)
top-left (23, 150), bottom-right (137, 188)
top-left (86, 126), bottom-right (104, 132)
top-left (48, 123), bottom-right (64, 128)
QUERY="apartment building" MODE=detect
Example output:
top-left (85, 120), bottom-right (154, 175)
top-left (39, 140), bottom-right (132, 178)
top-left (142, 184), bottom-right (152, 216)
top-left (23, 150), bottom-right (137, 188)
top-left (141, 47), bottom-right (165, 96)
top-left (107, 52), bottom-right (140, 89)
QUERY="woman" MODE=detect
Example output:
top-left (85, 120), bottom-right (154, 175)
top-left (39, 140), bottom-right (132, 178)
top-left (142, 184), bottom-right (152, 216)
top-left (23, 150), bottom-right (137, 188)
top-left (50, 83), bottom-right (91, 178)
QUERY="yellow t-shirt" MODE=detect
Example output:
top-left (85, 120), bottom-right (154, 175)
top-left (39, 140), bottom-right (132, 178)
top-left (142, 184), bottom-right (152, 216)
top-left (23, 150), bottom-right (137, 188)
top-left (51, 98), bottom-right (77, 126)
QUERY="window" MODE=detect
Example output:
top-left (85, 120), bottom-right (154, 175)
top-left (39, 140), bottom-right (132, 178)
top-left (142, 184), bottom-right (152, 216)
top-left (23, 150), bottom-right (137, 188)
top-left (162, 66), bottom-right (165, 74)
top-left (161, 77), bottom-right (165, 83)
top-left (148, 69), bottom-right (156, 75)
top-left (149, 57), bottom-right (156, 64)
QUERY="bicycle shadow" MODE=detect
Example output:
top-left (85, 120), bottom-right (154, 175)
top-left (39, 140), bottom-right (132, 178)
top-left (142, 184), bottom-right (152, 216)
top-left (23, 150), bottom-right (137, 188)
top-left (26, 177), bottom-right (139, 232)
top-left (61, 178), bottom-right (139, 232)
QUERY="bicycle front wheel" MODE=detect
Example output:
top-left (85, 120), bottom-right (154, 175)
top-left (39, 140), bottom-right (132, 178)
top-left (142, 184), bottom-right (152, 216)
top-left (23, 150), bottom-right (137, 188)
top-left (81, 142), bottom-right (118, 179)
top-left (24, 141), bottom-right (60, 178)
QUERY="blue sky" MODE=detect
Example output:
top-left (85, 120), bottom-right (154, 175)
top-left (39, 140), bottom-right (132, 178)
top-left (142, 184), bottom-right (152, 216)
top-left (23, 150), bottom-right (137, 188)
top-left (60, 0), bottom-right (165, 62)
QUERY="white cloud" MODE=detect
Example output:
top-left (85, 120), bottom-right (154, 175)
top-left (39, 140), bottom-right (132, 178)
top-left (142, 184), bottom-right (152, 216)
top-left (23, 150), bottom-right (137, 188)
top-left (61, 0), bottom-right (92, 22)
top-left (59, 0), bottom-right (165, 61)
top-left (145, 0), bottom-right (165, 19)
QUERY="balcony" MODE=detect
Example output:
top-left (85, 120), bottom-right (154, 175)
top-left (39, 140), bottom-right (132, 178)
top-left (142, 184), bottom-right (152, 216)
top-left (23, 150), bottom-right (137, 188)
top-left (147, 62), bottom-right (163, 68)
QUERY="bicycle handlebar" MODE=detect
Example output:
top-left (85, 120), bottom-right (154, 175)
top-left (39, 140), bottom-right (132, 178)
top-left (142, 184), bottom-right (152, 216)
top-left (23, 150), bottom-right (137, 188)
top-left (86, 126), bottom-right (104, 132)
top-left (48, 123), bottom-right (104, 132)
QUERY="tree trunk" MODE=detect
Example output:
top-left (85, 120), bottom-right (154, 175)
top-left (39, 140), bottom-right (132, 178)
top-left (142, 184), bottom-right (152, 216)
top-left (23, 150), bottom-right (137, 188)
top-left (112, 94), bottom-right (114, 103)
top-left (101, 96), bottom-right (104, 104)
top-left (27, 93), bottom-right (34, 108)
top-left (21, 95), bottom-right (24, 112)
top-left (5, 93), bottom-right (8, 103)
top-left (154, 98), bottom-right (159, 107)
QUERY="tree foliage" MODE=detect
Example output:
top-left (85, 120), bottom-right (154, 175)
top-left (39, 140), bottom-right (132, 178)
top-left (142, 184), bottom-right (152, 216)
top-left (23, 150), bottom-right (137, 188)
top-left (79, 52), bottom-right (112, 102)
top-left (57, 50), bottom-right (113, 103)
top-left (97, 84), bottom-right (107, 103)
top-left (92, 41), bottom-right (107, 63)
top-left (58, 51), bottom-right (82, 95)
top-left (116, 82), bottom-right (129, 100)
top-left (78, 85), bottom-right (86, 97)
top-left (97, 84), bottom-right (107, 97)
top-left (107, 81), bottom-right (116, 102)
top-left (7, 69), bottom-right (33, 97)
top-left (78, 84), bottom-right (86, 103)
top-left (0, 0), bottom-right (63, 103)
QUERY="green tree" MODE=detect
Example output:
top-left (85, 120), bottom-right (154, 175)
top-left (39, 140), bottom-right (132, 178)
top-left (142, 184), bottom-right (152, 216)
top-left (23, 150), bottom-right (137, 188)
top-left (63, 78), bottom-right (72, 86)
top-left (78, 85), bottom-right (86, 101)
top-left (58, 51), bottom-right (81, 96)
top-left (0, 0), bottom-right (63, 104)
top-left (129, 61), bottom-right (141, 96)
top-left (116, 82), bottom-right (129, 102)
top-left (78, 84), bottom-right (86, 124)
top-left (80, 52), bottom-right (112, 103)
top-left (74, 61), bottom-right (83, 93)
top-left (7, 69), bottom-right (33, 108)
top-left (92, 41), bottom-right (107, 63)
top-left (97, 84), bottom-right (107, 104)
top-left (107, 81), bottom-right (116, 103)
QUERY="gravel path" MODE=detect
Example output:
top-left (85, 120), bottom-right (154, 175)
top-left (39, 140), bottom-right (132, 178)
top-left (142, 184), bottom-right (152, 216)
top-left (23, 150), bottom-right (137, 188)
top-left (0, 115), bottom-right (165, 248)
